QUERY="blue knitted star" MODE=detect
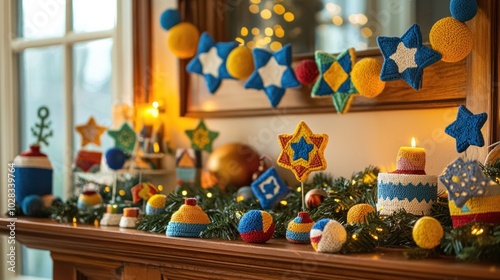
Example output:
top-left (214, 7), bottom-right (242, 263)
top-left (251, 167), bottom-right (289, 209)
top-left (244, 44), bottom-right (300, 107)
top-left (445, 105), bottom-right (487, 153)
top-left (291, 136), bottom-right (313, 161)
top-left (377, 24), bottom-right (442, 90)
top-left (186, 32), bottom-right (238, 94)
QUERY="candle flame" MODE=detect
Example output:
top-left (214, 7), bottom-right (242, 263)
top-left (411, 137), bottom-right (416, 148)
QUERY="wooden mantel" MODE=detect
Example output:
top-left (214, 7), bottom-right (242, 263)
top-left (1, 218), bottom-right (499, 280)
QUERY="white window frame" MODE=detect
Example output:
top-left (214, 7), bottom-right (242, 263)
top-left (0, 0), bottom-right (133, 279)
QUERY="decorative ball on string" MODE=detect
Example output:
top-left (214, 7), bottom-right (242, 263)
top-left (412, 216), bottom-right (444, 249)
top-left (145, 194), bottom-right (167, 215)
top-left (305, 189), bottom-right (328, 209)
top-left (310, 218), bottom-right (347, 253)
top-left (105, 147), bottom-right (128, 170)
top-left (450, 0), bottom-right (478, 22)
top-left (286, 212), bottom-right (314, 244)
top-left (22, 195), bottom-right (50, 217)
top-left (347, 203), bottom-right (375, 224)
top-left (351, 58), bottom-right (386, 98)
top-left (238, 210), bottom-right (275, 243)
top-left (430, 17), bottom-right (473, 63)
top-left (160, 9), bottom-right (181, 30)
top-left (160, 9), bottom-right (199, 59)
top-left (236, 186), bottom-right (255, 202)
top-left (77, 190), bottom-right (103, 211)
top-left (227, 46), bottom-right (255, 80)
top-left (295, 59), bottom-right (319, 85)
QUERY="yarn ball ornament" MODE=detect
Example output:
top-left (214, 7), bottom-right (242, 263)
top-left (450, 0), bottom-right (478, 22)
top-left (145, 194), bottom-right (167, 215)
top-left (347, 203), bottom-right (375, 224)
top-left (166, 198), bottom-right (210, 237)
top-left (227, 46), bottom-right (254, 79)
top-left (238, 210), bottom-right (275, 243)
top-left (351, 58), bottom-right (385, 98)
top-left (160, 9), bottom-right (181, 31)
top-left (286, 212), bottom-right (314, 244)
top-left (430, 17), bottom-right (473, 63)
top-left (22, 195), bottom-right (50, 217)
top-left (412, 216), bottom-right (444, 249)
top-left (77, 190), bottom-right (103, 210)
top-left (305, 189), bottom-right (328, 209)
top-left (105, 148), bottom-right (128, 170)
top-left (310, 219), bottom-right (347, 253)
top-left (167, 22), bottom-right (200, 59)
top-left (236, 186), bottom-right (255, 202)
top-left (295, 59), bottom-right (319, 85)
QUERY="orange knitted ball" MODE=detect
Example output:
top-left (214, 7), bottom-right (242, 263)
top-left (430, 17), bottom-right (473, 63)
top-left (167, 22), bottom-right (200, 59)
top-left (351, 58), bottom-right (385, 98)
top-left (227, 46), bottom-right (254, 79)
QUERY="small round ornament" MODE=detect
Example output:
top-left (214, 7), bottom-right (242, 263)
top-left (160, 9), bottom-right (181, 31)
top-left (77, 190), bottom-right (103, 210)
top-left (347, 203), bottom-right (376, 224)
top-left (430, 17), bottom-right (473, 63)
top-left (310, 218), bottom-right (347, 253)
top-left (145, 194), bottom-right (167, 215)
top-left (238, 210), bottom-right (275, 243)
top-left (295, 59), bottom-right (319, 85)
top-left (351, 58), bottom-right (385, 98)
top-left (305, 189), bottom-right (328, 209)
top-left (286, 212), bottom-right (314, 244)
top-left (227, 46), bottom-right (254, 79)
top-left (166, 198), bottom-right (210, 237)
top-left (412, 216), bottom-right (444, 249)
top-left (450, 0), bottom-right (478, 22)
top-left (236, 186), bottom-right (255, 202)
top-left (167, 22), bottom-right (200, 59)
top-left (22, 195), bottom-right (49, 217)
top-left (105, 147), bottom-right (128, 170)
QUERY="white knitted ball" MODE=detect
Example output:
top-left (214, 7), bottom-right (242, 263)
top-left (310, 219), bottom-right (347, 253)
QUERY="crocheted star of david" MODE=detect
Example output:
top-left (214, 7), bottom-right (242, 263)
top-left (445, 105), bottom-right (487, 153)
top-left (377, 24), bottom-right (442, 90)
top-left (251, 167), bottom-right (290, 209)
top-left (185, 119), bottom-right (219, 153)
top-left (75, 116), bottom-right (107, 147)
top-left (107, 123), bottom-right (136, 153)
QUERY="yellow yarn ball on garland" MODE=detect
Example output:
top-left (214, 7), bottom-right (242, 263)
top-left (430, 17), bottom-right (473, 63)
top-left (167, 22), bottom-right (200, 59)
top-left (347, 203), bottom-right (375, 224)
top-left (227, 46), bottom-right (255, 79)
top-left (412, 216), bottom-right (444, 249)
top-left (351, 58), bottom-right (385, 98)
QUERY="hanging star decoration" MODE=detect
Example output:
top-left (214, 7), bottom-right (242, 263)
top-left (244, 44), bottom-right (300, 107)
top-left (75, 116), bottom-right (107, 147)
top-left (377, 24), bottom-right (442, 90)
top-left (107, 123), bottom-right (137, 153)
top-left (186, 32), bottom-right (238, 94)
top-left (312, 48), bottom-right (358, 113)
top-left (439, 157), bottom-right (491, 208)
top-left (185, 119), bottom-right (219, 153)
top-left (251, 167), bottom-right (290, 209)
top-left (445, 105), bottom-right (488, 153)
top-left (277, 121), bottom-right (329, 182)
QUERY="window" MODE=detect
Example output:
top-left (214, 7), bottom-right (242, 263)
top-left (0, 0), bottom-right (132, 278)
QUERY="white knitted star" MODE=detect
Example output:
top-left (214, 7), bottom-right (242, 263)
top-left (389, 42), bottom-right (417, 73)
top-left (258, 57), bottom-right (287, 88)
top-left (199, 46), bottom-right (223, 78)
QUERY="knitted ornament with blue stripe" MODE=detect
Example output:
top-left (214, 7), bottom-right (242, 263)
top-left (145, 194), bottom-right (167, 215)
top-left (286, 212), bottom-right (314, 244)
top-left (238, 210), bottom-right (275, 243)
top-left (310, 219), bottom-right (347, 253)
top-left (166, 198), bottom-right (210, 238)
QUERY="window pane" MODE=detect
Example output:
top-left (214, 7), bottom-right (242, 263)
top-left (72, 0), bottom-right (116, 32)
top-left (73, 39), bottom-right (113, 151)
top-left (18, 0), bottom-right (65, 39)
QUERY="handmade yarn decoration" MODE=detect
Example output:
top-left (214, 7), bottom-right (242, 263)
top-left (186, 32), bottom-right (239, 93)
top-left (131, 182), bottom-right (158, 204)
top-left (429, 17), bottom-right (473, 63)
top-left (166, 198), bottom-right (210, 237)
top-left (238, 210), bottom-right (275, 243)
top-left (226, 46), bottom-right (254, 79)
top-left (74, 150), bottom-right (102, 173)
top-left (244, 44), bottom-right (300, 107)
top-left (250, 167), bottom-right (289, 209)
top-left (119, 207), bottom-right (140, 228)
top-left (347, 203), bottom-right (375, 224)
top-left (74, 116), bottom-right (106, 173)
top-left (100, 204), bottom-right (124, 226)
top-left (107, 123), bottom-right (137, 153)
top-left (236, 186), bottom-right (255, 202)
top-left (185, 119), bottom-right (219, 153)
top-left (160, 9), bottom-right (199, 59)
top-left (75, 116), bottom-right (107, 147)
top-left (286, 212), bottom-right (314, 244)
top-left (145, 194), bottom-right (167, 215)
top-left (377, 24), bottom-right (442, 90)
top-left (351, 58), bottom-right (386, 98)
top-left (105, 147), bottom-right (128, 170)
top-left (310, 219), bottom-right (347, 253)
top-left (77, 190), bottom-right (103, 210)
top-left (295, 59), bottom-right (319, 85)
top-left (445, 105), bottom-right (487, 153)
top-left (450, 0), bottom-right (478, 22)
top-left (412, 216), bottom-right (444, 249)
top-left (21, 194), bottom-right (52, 217)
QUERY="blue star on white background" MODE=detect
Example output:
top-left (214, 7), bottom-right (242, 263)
top-left (244, 44), bottom-right (300, 107)
top-left (377, 24), bottom-right (442, 90)
top-left (186, 32), bottom-right (238, 94)
top-left (445, 105), bottom-right (487, 153)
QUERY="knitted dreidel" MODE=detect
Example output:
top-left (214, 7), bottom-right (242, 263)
top-left (286, 212), bottom-right (314, 244)
top-left (238, 210), bottom-right (275, 243)
top-left (166, 198), bottom-right (210, 237)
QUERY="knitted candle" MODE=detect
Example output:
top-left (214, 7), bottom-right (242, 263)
top-left (393, 138), bottom-right (426, 174)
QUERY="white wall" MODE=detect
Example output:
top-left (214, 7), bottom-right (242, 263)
top-left (152, 0), bottom-right (459, 188)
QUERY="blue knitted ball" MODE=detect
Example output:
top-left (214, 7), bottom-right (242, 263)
top-left (22, 195), bottom-right (49, 217)
top-left (105, 148), bottom-right (127, 170)
top-left (160, 9), bottom-right (181, 31)
top-left (450, 0), bottom-right (477, 22)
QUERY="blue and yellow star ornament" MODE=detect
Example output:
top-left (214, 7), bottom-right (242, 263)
top-left (186, 32), bottom-right (238, 94)
top-left (244, 44), bottom-right (300, 107)
top-left (107, 123), bottom-right (136, 153)
top-left (312, 48), bottom-right (358, 113)
top-left (377, 24), bottom-right (442, 90)
top-left (445, 105), bottom-right (487, 153)
top-left (185, 119), bottom-right (219, 153)
top-left (251, 167), bottom-right (290, 209)
top-left (277, 121), bottom-right (328, 182)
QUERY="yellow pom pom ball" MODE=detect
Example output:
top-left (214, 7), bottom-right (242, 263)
top-left (227, 46), bottom-right (254, 79)
top-left (347, 203), bottom-right (376, 224)
top-left (167, 22), bottom-right (200, 59)
top-left (430, 17), bottom-right (473, 63)
top-left (412, 216), bottom-right (444, 249)
top-left (351, 58), bottom-right (385, 98)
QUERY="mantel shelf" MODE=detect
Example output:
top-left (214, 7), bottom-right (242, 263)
top-left (0, 218), bottom-right (499, 280)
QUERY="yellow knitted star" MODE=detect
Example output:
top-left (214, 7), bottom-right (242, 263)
top-left (75, 116), bottom-right (107, 147)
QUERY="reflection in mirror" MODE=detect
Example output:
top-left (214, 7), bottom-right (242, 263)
top-left (224, 0), bottom-right (450, 54)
